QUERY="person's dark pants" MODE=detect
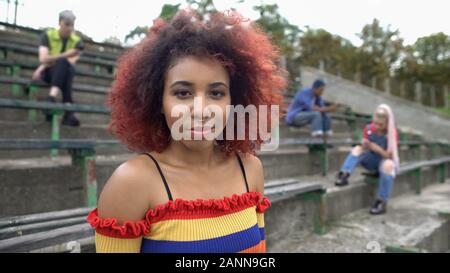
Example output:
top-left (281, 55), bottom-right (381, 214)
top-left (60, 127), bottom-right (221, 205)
top-left (42, 58), bottom-right (75, 103)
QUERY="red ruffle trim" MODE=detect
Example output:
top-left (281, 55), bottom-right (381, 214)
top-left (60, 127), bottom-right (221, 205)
top-left (144, 191), bottom-right (271, 223)
top-left (87, 209), bottom-right (151, 238)
top-left (256, 196), bottom-right (271, 213)
top-left (86, 192), bottom-right (271, 238)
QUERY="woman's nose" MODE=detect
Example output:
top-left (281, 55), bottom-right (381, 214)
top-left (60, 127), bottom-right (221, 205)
top-left (191, 95), bottom-right (212, 122)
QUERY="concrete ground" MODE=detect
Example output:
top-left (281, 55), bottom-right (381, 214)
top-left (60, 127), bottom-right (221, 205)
top-left (269, 180), bottom-right (450, 253)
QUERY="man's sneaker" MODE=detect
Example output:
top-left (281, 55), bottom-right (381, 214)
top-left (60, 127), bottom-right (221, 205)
top-left (335, 171), bottom-right (349, 186)
top-left (61, 112), bottom-right (80, 127)
top-left (311, 130), bottom-right (324, 137)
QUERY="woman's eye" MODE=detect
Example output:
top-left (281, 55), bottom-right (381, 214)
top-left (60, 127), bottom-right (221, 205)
top-left (209, 90), bottom-right (225, 98)
top-left (174, 90), bottom-right (192, 98)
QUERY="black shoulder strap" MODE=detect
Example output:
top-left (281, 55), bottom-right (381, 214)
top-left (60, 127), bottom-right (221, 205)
top-left (236, 153), bottom-right (250, 193)
top-left (143, 153), bottom-right (173, 201)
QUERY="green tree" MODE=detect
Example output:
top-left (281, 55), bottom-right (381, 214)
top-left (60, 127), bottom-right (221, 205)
top-left (124, 26), bottom-right (148, 43)
top-left (299, 28), bottom-right (360, 82)
top-left (253, 4), bottom-right (301, 55)
top-left (397, 33), bottom-right (450, 84)
top-left (357, 18), bottom-right (404, 78)
top-left (414, 32), bottom-right (450, 66)
top-left (125, 3), bottom-right (181, 43)
top-left (253, 3), bottom-right (302, 92)
top-left (159, 3), bottom-right (181, 21)
top-left (412, 32), bottom-right (450, 84)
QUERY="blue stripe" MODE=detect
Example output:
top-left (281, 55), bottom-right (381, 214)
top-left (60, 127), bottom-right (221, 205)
top-left (259, 227), bottom-right (265, 240)
top-left (140, 224), bottom-right (263, 253)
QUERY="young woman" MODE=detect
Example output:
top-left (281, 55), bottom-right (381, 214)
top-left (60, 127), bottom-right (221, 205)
top-left (335, 104), bottom-right (400, 215)
top-left (87, 10), bottom-right (286, 253)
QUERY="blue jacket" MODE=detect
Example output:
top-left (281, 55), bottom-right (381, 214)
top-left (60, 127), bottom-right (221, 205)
top-left (285, 88), bottom-right (325, 125)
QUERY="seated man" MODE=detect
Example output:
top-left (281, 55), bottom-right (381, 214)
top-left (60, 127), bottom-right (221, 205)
top-left (285, 79), bottom-right (337, 138)
top-left (32, 10), bottom-right (84, 127)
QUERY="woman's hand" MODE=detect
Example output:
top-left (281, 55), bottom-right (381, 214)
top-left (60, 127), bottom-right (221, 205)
top-left (362, 139), bottom-right (371, 150)
top-left (367, 141), bottom-right (392, 159)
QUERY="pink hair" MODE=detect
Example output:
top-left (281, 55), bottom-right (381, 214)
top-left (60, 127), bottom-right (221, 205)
top-left (376, 104), bottom-right (400, 170)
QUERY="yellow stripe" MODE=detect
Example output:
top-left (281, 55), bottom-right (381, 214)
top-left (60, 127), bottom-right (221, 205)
top-left (257, 212), bottom-right (265, 228)
top-left (145, 206), bottom-right (258, 241)
top-left (95, 232), bottom-right (142, 253)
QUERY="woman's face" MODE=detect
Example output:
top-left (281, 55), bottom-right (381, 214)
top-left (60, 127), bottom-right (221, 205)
top-left (162, 56), bottom-right (231, 149)
top-left (373, 114), bottom-right (387, 133)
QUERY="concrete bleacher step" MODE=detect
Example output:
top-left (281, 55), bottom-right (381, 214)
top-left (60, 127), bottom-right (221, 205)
top-left (0, 120), bottom-right (113, 140)
top-left (5, 50), bottom-right (114, 76)
top-left (0, 153), bottom-right (132, 217)
top-left (0, 156), bottom-right (448, 252)
top-left (1, 137), bottom-right (442, 213)
top-left (260, 144), bottom-right (433, 180)
top-left (268, 182), bottom-right (450, 253)
top-left (18, 69), bottom-right (114, 88)
top-left (0, 79), bottom-right (110, 106)
top-left (0, 206), bottom-right (94, 253)
top-left (279, 128), bottom-right (354, 141)
top-left (0, 121), bottom-right (127, 159)
top-left (0, 222), bottom-right (93, 253)
top-left (0, 105), bottom-right (110, 124)
top-left (0, 118), bottom-right (358, 150)
top-left (0, 143), bottom-right (442, 216)
top-left (278, 120), bottom-right (363, 138)
top-left (265, 156), bottom-right (450, 252)
top-left (0, 175), bottom-right (326, 253)
top-left (315, 158), bottom-right (450, 222)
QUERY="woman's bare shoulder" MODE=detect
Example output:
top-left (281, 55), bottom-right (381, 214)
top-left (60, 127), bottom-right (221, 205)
top-left (236, 152), bottom-right (265, 194)
top-left (97, 154), bottom-right (166, 223)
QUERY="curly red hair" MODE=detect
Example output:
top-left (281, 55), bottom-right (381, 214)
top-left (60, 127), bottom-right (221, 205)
top-left (108, 10), bottom-right (287, 155)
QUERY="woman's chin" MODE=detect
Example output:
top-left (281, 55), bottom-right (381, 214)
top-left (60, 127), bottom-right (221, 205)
top-left (179, 130), bottom-right (220, 147)
top-left (180, 138), bottom-right (216, 151)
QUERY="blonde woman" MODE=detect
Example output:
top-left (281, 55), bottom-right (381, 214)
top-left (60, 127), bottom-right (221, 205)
top-left (335, 104), bottom-right (399, 215)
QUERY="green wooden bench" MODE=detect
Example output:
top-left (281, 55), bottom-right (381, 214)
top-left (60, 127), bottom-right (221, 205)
top-left (0, 76), bottom-right (110, 116)
top-left (0, 98), bottom-right (111, 156)
top-left (0, 207), bottom-right (91, 240)
top-left (0, 218), bottom-right (92, 253)
top-left (278, 138), bottom-right (450, 178)
top-left (397, 156), bottom-right (450, 194)
top-left (330, 112), bottom-right (371, 139)
top-left (0, 41), bottom-right (117, 74)
top-left (0, 58), bottom-right (114, 82)
top-left (0, 75), bottom-right (110, 98)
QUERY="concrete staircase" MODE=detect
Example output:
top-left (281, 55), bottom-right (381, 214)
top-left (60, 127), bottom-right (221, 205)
top-left (0, 25), bottom-right (449, 253)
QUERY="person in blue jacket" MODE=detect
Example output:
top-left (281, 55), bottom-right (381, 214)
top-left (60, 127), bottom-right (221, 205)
top-left (285, 79), bottom-right (337, 138)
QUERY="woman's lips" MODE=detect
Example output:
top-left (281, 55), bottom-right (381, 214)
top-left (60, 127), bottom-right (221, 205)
top-left (190, 126), bottom-right (214, 137)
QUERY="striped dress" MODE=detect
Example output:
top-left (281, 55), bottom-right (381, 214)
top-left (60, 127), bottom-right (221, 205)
top-left (87, 191), bottom-right (270, 253)
top-left (86, 153), bottom-right (271, 253)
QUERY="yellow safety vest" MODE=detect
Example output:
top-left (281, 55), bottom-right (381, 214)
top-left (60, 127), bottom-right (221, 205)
top-left (46, 28), bottom-right (81, 56)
